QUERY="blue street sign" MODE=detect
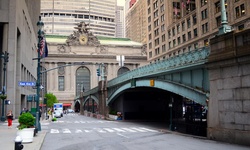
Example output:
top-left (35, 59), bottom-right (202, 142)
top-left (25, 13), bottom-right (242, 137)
top-left (18, 81), bottom-right (36, 86)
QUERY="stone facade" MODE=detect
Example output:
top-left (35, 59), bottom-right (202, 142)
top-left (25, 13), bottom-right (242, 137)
top-left (207, 29), bottom-right (250, 146)
top-left (0, 0), bottom-right (41, 118)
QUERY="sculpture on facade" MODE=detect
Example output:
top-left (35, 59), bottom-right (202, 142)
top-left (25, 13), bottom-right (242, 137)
top-left (66, 21), bottom-right (100, 46)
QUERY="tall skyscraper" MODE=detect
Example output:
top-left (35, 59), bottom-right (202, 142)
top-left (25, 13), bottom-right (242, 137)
top-left (125, 0), bottom-right (147, 44)
top-left (116, 5), bottom-right (125, 38)
top-left (41, 0), bottom-right (117, 37)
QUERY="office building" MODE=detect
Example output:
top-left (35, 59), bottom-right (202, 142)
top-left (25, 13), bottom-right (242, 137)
top-left (146, 0), bottom-right (250, 62)
top-left (0, 0), bottom-right (41, 118)
top-left (41, 0), bottom-right (117, 37)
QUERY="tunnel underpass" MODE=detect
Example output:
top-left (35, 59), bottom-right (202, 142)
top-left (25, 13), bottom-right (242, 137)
top-left (109, 87), bottom-right (207, 137)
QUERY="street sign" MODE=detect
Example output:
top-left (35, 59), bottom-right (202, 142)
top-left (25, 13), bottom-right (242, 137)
top-left (18, 81), bottom-right (36, 86)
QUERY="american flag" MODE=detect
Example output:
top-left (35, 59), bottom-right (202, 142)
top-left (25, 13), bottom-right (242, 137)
top-left (39, 37), bottom-right (48, 58)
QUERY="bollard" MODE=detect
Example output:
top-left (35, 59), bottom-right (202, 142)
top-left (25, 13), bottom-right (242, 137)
top-left (14, 136), bottom-right (23, 150)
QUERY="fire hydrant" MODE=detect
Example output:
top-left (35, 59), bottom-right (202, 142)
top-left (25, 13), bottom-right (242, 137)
top-left (14, 136), bottom-right (23, 150)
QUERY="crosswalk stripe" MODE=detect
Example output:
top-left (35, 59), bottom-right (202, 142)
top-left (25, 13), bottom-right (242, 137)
top-left (139, 127), bottom-right (158, 132)
top-left (130, 127), bottom-right (147, 132)
top-left (121, 128), bottom-right (137, 132)
top-left (51, 129), bottom-right (59, 133)
top-left (49, 127), bottom-right (157, 134)
top-left (62, 129), bottom-right (71, 133)
top-left (75, 129), bottom-right (82, 133)
top-left (103, 128), bottom-right (115, 132)
top-left (112, 128), bottom-right (126, 132)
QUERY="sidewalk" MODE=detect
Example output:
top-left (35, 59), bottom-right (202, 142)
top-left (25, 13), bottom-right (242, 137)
top-left (0, 119), bottom-right (47, 150)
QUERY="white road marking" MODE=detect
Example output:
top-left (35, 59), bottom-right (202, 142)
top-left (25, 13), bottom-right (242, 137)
top-left (75, 129), bottom-right (82, 133)
top-left (130, 127), bottom-right (147, 132)
top-left (84, 130), bottom-right (92, 133)
top-left (113, 128), bottom-right (126, 132)
top-left (103, 128), bottom-right (115, 132)
top-left (117, 133), bottom-right (129, 138)
top-left (95, 128), bottom-right (106, 133)
top-left (62, 129), bottom-right (71, 133)
top-left (139, 127), bottom-right (158, 132)
top-left (51, 129), bottom-right (59, 133)
top-left (121, 128), bottom-right (137, 132)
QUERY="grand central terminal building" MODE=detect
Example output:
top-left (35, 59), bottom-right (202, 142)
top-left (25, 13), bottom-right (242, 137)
top-left (42, 22), bottom-right (147, 111)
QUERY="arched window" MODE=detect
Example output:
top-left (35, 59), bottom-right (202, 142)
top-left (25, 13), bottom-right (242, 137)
top-left (76, 67), bottom-right (90, 96)
top-left (117, 67), bottom-right (130, 76)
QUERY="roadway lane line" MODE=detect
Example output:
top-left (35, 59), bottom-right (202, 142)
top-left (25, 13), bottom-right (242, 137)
top-left (117, 133), bottom-right (129, 138)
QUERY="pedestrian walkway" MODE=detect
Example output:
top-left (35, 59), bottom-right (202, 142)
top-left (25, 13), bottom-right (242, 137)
top-left (0, 119), bottom-right (47, 150)
top-left (48, 127), bottom-right (158, 134)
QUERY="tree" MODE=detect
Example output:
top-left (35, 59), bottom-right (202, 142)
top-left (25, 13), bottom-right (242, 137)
top-left (45, 93), bottom-right (58, 108)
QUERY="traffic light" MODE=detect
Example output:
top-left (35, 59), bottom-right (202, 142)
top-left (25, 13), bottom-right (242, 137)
top-left (96, 68), bottom-right (100, 76)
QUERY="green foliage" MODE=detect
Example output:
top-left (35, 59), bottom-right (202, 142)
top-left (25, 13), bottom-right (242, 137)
top-left (0, 94), bottom-right (7, 100)
top-left (18, 112), bottom-right (35, 130)
top-left (109, 109), bottom-right (117, 115)
top-left (45, 93), bottom-right (58, 108)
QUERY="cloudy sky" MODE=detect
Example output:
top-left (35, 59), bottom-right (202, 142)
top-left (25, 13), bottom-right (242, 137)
top-left (117, 0), bottom-right (125, 6)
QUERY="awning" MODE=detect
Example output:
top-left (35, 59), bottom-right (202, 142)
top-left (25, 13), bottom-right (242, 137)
top-left (63, 103), bottom-right (71, 107)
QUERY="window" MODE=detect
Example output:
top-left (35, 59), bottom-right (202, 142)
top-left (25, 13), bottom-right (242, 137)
top-left (155, 38), bottom-right (160, 46)
top-left (194, 43), bottom-right (198, 49)
top-left (193, 28), bottom-right (198, 37)
top-left (148, 16), bottom-right (151, 23)
top-left (155, 48), bottom-right (160, 55)
top-left (161, 24), bottom-right (165, 32)
top-left (147, 0), bottom-right (150, 5)
top-left (169, 41), bottom-right (172, 49)
top-left (58, 76), bottom-right (64, 91)
top-left (172, 27), bottom-right (175, 36)
top-left (154, 28), bottom-right (159, 36)
top-left (153, 0), bottom-right (158, 10)
top-left (154, 19), bottom-right (159, 27)
top-left (149, 34), bottom-right (152, 40)
top-left (154, 10), bottom-right (159, 18)
top-left (160, 4), bottom-right (165, 12)
top-left (202, 22), bottom-right (208, 33)
top-left (162, 44), bottom-right (166, 52)
top-left (148, 8), bottom-right (151, 14)
top-left (177, 37), bottom-right (181, 45)
top-left (204, 39), bottom-right (209, 46)
top-left (193, 15), bottom-right (197, 25)
top-left (238, 24), bottom-right (244, 30)
top-left (173, 39), bottom-right (176, 47)
top-left (187, 18), bottom-right (191, 28)
top-left (149, 51), bottom-right (152, 58)
top-left (168, 30), bottom-right (171, 39)
top-left (182, 21), bottom-right (185, 31)
top-left (182, 34), bottom-right (186, 42)
top-left (149, 42), bottom-right (152, 49)
top-left (76, 67), bottom-right (90, 96)
top-left (161, 14), bottom-right (165, 22)
top-left (216, 16), bottom-right (221, 27)
top-left (201, 9), bottom-right (208, 20)
top-left (162, 34), bottom-right (166, 42)
top-left (177, 24), bottom-right (180, 34)
top-left (215, 2), bottom-right (220, 13)
top-left (201, 0), bottom-right (207, 6)
top-left (148, 25), bottom-right (151, 31)
top-left (188, 46), bottom-right (192, 51)
top-left (240, 4), bottom-right (245, 16)
top-left (188, 31), bottom-right (191, 40)
top-left (118, 67), bottom-right (130, 76)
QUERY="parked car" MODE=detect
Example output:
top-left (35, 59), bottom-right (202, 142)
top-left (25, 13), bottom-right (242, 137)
top-left (53, 110), bottom-right (61, 118)
top-left (67, 109), bottom-right (74, 113)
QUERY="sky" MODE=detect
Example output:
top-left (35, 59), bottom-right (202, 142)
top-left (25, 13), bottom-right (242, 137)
top-left (117, 0), bottom-right (125, 6)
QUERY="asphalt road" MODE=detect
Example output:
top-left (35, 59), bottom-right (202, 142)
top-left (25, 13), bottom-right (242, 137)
top-left (41, 113), bottom-right (250, 150)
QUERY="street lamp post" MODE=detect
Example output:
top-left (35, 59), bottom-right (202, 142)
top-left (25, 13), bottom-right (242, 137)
top-left (0, 51), bottom-right (8, 121)
top-left (35, 16), bottom-right (44, 131)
